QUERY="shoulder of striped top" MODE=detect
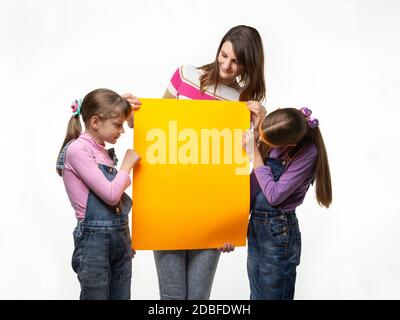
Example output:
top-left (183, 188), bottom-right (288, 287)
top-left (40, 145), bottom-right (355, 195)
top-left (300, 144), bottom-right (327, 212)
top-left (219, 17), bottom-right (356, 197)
top-left (169, 65), bottom-right (241, 101)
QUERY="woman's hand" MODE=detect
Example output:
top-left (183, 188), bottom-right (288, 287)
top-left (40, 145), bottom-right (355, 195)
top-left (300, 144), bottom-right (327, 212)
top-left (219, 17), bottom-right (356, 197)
top-left (247, 101), bottom-right (266, 131)
top-left (218, 242), bottom-right (235, 253)
top-left (122, 93), bottom-right (141, 109)
top-left (122, 93), bottom-right (141, 128)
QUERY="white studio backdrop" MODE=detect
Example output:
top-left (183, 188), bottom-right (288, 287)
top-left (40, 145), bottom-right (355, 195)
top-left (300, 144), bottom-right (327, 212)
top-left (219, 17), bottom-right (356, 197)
top-left (0, 0), bottom-right (399, 299)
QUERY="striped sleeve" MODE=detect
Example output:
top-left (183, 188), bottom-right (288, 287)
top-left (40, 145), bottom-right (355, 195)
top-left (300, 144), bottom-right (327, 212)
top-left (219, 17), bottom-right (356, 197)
top-left (167, 66), bottom-right (182, 97)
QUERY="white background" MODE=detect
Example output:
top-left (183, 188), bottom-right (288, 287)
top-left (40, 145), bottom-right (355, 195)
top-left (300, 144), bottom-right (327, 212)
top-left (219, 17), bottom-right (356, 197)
top-left (0, 0), bottom-right (399, 299)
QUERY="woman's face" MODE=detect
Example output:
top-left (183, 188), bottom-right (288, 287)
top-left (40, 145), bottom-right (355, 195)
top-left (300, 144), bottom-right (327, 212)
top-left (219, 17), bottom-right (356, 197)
top-left (218, 41), bottom-right (240, 84)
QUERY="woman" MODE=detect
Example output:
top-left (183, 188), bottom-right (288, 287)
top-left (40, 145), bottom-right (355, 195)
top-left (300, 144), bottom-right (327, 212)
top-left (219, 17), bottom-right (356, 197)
top-left (155, 25), bottom-right (268, 300)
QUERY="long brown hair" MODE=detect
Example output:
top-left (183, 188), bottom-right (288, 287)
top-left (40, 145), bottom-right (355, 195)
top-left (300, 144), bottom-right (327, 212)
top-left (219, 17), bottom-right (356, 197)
top-left (56, 88), bottom-right (131, 176)
top-left (198, 25), bottom-right (266, 102)
top-left (259, 108), bottom-right (332, 208)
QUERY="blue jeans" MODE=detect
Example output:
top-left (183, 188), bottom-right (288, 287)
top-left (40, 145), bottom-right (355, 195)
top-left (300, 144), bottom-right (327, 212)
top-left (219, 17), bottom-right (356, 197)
top-left (247, 210), bottom-right (301, 300)
top-left (153, 249), bottom-right (221, 300)
top-left (72, 221), bottom-right (132, 300)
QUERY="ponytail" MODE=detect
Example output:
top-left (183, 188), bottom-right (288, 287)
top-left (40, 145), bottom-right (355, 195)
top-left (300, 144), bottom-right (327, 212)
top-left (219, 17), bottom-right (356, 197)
top-left (56, 115), bottom-right (82, 176)
top-left (308, 127), bottom-right (332, 208)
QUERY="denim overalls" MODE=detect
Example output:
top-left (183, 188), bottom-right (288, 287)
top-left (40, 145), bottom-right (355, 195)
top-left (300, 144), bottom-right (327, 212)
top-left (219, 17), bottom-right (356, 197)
top-left (248, 158), bottom-right (302, 300)
top-left (58, 141), bottom-right (133, 300)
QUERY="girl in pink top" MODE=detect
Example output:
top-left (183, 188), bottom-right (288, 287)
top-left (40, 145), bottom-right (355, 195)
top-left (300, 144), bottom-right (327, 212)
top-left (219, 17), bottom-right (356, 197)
top-left (56, 88), bottom-right (141, 300)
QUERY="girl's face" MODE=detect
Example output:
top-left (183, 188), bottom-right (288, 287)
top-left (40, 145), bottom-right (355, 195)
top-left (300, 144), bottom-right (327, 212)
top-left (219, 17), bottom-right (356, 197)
top-left (96, 116), bottom-right (126, 144)
top-left (218, 41), bottom-right (240, 84)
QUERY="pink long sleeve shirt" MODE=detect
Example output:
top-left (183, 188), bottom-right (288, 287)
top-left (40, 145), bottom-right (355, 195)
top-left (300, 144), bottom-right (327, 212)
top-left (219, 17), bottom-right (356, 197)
top-left (62, 132), bottom-right (131, 220)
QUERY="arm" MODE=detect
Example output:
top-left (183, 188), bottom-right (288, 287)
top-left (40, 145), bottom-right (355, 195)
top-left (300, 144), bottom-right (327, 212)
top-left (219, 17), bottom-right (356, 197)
top-left (67, 143), bottom-right (131, 206)
top-left (163, 89), bottom-right (176, 99)
top-left (254, 146), bottom-right (318, 206)
top-left (163, 66), bottom-right (182, 99)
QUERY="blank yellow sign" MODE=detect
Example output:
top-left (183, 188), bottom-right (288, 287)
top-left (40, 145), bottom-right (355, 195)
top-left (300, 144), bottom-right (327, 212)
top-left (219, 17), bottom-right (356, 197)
top-left (132, 98), bottom-right (250, 250)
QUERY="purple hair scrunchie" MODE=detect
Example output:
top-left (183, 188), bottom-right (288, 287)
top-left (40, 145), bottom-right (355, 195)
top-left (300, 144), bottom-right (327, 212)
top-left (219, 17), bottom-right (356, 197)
top-left (300, 107), bottom-right (319, 129)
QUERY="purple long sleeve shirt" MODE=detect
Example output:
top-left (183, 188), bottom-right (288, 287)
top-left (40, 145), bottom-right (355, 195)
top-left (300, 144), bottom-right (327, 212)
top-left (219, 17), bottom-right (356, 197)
top-left (250, 143), bottom-right (318, 211)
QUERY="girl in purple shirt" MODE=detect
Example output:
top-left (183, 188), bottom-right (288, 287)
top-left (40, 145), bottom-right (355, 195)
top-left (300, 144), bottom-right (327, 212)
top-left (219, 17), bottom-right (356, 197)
top-left (244, 107), bottom-right (332, 300)
top-left (56, 88), bottom-right (141, 300)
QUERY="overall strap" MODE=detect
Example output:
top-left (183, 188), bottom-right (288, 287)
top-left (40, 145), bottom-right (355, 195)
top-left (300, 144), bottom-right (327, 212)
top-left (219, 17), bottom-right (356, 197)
top-left (56, 139), bottom-right (76, 175)
top-left (107, 148), bottom-right (118, 166)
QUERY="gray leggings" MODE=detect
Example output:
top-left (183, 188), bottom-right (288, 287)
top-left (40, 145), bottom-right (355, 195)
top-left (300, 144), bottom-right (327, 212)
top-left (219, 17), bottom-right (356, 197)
top-left (153, 249), bottom-right (221, 300)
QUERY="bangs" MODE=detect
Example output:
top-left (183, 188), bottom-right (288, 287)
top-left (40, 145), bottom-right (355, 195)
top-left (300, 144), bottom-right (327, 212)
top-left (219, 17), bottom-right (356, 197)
top-left (100, 99), bottom-right (131, 120)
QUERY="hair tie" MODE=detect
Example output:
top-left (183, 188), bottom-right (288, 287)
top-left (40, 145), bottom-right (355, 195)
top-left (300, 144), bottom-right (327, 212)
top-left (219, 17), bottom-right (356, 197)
top-left (300, 107), bottom-right (319, 128)
top-left (71, 99), bottom-right (82, 116)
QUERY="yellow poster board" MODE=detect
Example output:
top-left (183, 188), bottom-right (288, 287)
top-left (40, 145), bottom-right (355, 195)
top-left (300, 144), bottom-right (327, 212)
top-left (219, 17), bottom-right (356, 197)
top-left (132, 98), bottom-right (250, 250)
